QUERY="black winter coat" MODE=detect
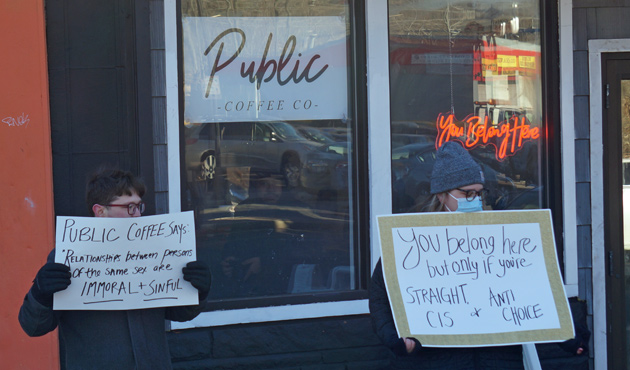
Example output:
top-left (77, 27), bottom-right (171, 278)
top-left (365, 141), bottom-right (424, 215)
top-left (369, 259), bottom-right (525, 370)
top-left (19, 249), bottom-right (204, 370)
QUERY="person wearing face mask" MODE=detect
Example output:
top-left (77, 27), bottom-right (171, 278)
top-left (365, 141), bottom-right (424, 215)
top-left (369, 142), bottom-right (525, 369)
top-left (369, 142), bottom-right (589, 369)
top-left (415, 141), bottom-right (486, 214)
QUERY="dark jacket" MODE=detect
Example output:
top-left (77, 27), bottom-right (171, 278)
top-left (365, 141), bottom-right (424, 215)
top-left (369, 259), bottom-right (524, 370)
top-left (19, 250), bottom-right (204, 370)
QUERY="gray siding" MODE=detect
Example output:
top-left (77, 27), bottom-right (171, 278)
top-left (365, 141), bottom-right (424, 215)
top-left (571, 2), bottom-right (630, 368)
top-left (150, 0), bottom-right (169, 213)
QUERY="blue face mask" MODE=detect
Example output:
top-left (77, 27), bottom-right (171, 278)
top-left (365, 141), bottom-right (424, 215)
top-left (447, 192), bottom-right (483, 213)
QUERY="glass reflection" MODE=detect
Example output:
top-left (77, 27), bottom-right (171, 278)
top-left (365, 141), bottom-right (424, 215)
top-left (388, 0), bottom-right (544, 213)
top-left (185, 124), bottom-right (353, 300)
top-left (181, 0), bottom-right (355, 301)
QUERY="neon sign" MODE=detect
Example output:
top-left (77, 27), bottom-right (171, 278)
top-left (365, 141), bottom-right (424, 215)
top-left (436, 113), bottom-right (541, 161)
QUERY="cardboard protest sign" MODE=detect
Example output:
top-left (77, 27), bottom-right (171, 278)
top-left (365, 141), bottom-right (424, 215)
top-left (377, 209), bottom-right (574, 347)
top-left (53, 211), bottom-right (198, 310)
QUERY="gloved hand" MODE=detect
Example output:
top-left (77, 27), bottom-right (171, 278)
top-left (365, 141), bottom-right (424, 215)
top-left (31, 262), bottom-right (71, 307)
top-left (391, 337), bottom-right (423, 356)
top-left (182, 261), bottom-right (212, 301)
top-left (559, 322), bottom-right (591, 355)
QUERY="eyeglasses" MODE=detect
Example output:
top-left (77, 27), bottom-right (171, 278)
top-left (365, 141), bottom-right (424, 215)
top-left (105, 202), bottom-right (145, 215)
top-left (455, 188), bottom-right (488, 201)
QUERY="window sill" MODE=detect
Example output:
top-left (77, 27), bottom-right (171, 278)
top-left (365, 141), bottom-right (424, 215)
top-left (170, 299), bottom-right (369, 329)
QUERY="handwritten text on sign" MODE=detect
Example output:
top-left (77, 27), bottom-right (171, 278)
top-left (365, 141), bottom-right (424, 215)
top-left (53, 211), bottom-right (198, 310)
top-left (377, 210), bottom-right (573, 346)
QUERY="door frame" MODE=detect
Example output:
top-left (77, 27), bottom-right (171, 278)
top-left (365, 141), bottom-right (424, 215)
top-left (588, 38), bottom-right (630, 370)
top-left (601, 55), bottom-right (630, 370)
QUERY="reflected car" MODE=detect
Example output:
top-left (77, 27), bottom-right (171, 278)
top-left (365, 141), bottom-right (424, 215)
top-left (391, 143), bottom-right (437, 209)
top-left (296, 126), bottom-right (336, 145)
top-left (391, 143), bottom-right (516, 212)
top-left (496, 186), bottom-right (542, 210)
top-left (318, 127), bottom-right (350, 142)
top-left (301, 142), bottom-right (349, 193)
top-left (391, 120), bottom-right (438, 136)
top-left (185, 121), bottom-right (330, 191)
top-left (391, 133), bottom-right (434, 149)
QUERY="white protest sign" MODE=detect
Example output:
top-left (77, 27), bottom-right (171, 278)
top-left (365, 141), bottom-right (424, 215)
top-left (53, 211), bottom-right (198, 310)
top-left (182, 16), bottom-right (348, 123)
top-left (377, 210), bottom-right (574, 347)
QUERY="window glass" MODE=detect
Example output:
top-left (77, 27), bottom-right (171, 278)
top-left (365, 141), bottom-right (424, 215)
top-left (388, 1), bottom-right (544, 213)
top-left (180, 1), bottom-right (357, 302)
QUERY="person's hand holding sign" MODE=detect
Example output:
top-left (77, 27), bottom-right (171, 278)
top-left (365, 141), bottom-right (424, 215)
top-left (183, 261), bottom-right (212, 301)
top-left (404, 337), bottom-right (422, 354)
top-left (31, 262), bottom-right (71, 307)
top-left (19, 168), bottom-right (209, 370)
top-left (370, 143), bottom-right (578, 369)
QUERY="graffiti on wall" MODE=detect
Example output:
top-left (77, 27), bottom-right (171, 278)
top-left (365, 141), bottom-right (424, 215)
top-left (3, 113), bottom-right (30, 128)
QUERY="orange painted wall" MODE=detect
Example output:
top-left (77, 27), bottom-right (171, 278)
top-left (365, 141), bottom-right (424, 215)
top-left (0, 0), bottom-right (59, 369)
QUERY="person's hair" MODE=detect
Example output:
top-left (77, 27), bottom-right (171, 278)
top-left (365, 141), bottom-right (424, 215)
top-left (412, 192), bottom-right (449, 213)
top-left (86, 167), bottom-right (146, 216)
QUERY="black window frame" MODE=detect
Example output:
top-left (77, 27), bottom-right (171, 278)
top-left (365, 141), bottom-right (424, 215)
top-left (541, 0), bottom-right (564, 272)
top-left (384, 0), bottom-right (564, 272)
top-left (175, 0), bottom-right (371, 311)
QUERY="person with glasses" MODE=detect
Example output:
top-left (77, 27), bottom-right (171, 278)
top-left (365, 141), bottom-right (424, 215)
top-left (369, 142), bottom-right (589, 369)
top-left (19, 167), bottom-right (212, 370)
top-left (95, 201), bottom-right (146, 216)
top-left (414, 141), bottom-right (488, 214)
top-left (369, 142), bottom-right (526, 369)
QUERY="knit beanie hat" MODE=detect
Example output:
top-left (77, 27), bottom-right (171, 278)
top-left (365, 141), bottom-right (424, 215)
top-left (430, 141), bottom-right (485, 194)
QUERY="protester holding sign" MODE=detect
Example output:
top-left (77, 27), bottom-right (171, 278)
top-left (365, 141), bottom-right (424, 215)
top-left (369, 142), bottom-right (587, 369)
top-left (18, 168), bottom-right (212, 370)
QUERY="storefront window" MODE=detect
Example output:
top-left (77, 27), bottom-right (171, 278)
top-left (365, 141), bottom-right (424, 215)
top-left (388, 1), bottom-right (544, 213)
top-left (180, 1), bottom-right (358, 303)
